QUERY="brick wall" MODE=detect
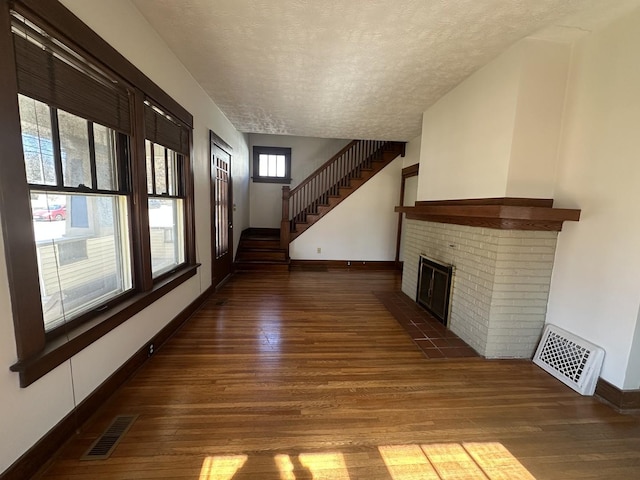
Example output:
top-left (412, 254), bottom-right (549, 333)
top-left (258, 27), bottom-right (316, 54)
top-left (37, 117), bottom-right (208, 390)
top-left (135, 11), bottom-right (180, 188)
top-left (402, 220), bottom-right (557, 358)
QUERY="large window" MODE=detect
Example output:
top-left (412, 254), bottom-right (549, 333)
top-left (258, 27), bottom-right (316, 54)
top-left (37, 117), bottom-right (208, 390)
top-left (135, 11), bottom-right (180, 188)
top-left (252, 146), bottom-right (291, 183)
top-left (19, 95), bottom-right (132, 332)
top-left (145, 139), bottom-right (185, 277)
top-left (1, 3), bottom-right (196, 387)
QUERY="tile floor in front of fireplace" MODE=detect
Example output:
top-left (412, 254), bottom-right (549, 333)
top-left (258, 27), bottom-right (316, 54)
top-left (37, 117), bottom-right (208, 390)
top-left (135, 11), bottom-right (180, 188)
top-left (374, 291), bottom-right (479, 359)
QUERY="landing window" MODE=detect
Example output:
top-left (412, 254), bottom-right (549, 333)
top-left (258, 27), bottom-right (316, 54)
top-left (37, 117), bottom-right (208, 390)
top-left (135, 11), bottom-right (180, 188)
top-left (252, 146), bottom-right (291, 183)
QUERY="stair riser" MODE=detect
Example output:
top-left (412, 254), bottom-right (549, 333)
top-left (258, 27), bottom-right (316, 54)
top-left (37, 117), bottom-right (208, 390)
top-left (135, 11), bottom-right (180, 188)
top-left (235, 263), bottom-right (290, 272)
top-left (236, 251), bottom-right (288, 262)
top-left (239, 240), bottom-right (281, 249)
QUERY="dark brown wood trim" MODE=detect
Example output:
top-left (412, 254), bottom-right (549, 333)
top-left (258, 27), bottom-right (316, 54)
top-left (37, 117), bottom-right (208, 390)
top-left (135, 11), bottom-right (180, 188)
top-left (10, 264), bottom-right (200, 387)
top-left (0, 0), bottom-right (47, 360)
top-left (289, 260), bottom-right (400, 271)
top-left (131, 89), bottom-right (153, 291)
top-left (401, 163), bottom-right (419, 178)
top-left (396, 198), bottom-right (580, 232)
top-left (415, 197), bottom-right (554, 208)
top-left (395, 163), bottom-right (420, 263)
top-left (1, 283), bottom-right (214, 480)
top-left (210, 130), bottom-right (233, 153)
top-left (184, 130), bottom-right (197, 266)
top-left (596, 378), bottom-right (640, 411)
top-left (13, 0), bottom-right (193, 128)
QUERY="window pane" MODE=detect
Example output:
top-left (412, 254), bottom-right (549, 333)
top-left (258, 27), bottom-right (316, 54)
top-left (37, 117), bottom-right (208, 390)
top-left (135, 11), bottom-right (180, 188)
top-left (149, 198), bottom-right (184, 276)
top-left (167, 150), bottom-right (177, 196)
top-left (154, 144), bottom-right (167, 195)
top-left (146, 140), bottom-right (154, 194)
top-left (18, 95), bottom-right (56, 186)
top-left (268, 155), bottom-right (277, 177)
top-left (32, 192), bottom-right (132, 331)
top-left (276, 155), bottom-right (285, 177)
top-left (58, 110), bottom-right (92, 188)
top-left (94, 123), bottom-right (118, 190)
top-left (259, 154), bottom-right (268, 176)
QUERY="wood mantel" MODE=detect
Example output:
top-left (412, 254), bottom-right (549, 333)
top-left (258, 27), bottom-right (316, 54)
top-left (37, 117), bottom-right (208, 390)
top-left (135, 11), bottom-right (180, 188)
top-left (395, 197), bottom-right (581, 231)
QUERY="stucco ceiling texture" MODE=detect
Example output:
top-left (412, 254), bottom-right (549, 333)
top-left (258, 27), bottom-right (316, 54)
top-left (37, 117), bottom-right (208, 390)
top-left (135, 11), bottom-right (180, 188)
top-left (131, 0), bottom-right (636, 141)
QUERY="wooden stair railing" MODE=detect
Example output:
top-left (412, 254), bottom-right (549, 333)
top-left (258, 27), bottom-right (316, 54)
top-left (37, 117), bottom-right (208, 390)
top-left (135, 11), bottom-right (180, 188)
top-left (280, 139), bottom-right (405, 249)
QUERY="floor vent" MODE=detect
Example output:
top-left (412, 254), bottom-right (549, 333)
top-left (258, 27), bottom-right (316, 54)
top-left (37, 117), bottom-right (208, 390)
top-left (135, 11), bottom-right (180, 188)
top-left (81, 414), bottom-right (138, 460)
top-left (212, 298), bottom-right (228, 306)
top-left (533, 324), bottom-right (605, 396)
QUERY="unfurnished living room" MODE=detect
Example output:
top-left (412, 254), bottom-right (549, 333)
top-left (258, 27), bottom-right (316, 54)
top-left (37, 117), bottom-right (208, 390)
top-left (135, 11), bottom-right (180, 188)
top-left (2, 0), bottom-right (640, 479)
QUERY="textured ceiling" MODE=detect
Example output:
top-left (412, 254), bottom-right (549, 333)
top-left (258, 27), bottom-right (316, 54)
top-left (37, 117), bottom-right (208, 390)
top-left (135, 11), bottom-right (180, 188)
top-left (131, 0), bottom-right (640, 141)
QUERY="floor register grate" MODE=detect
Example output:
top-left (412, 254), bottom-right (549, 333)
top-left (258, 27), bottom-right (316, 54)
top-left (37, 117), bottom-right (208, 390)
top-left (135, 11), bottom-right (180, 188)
top-left (533, 324), bottom-right (604, 396)
top-left (81, 414), bottom-right (138, 460)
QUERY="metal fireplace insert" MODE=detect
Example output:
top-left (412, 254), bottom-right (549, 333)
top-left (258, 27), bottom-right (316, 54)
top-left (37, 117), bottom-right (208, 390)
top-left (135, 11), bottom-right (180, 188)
top-left (416, 255), bottom-right (453, 325)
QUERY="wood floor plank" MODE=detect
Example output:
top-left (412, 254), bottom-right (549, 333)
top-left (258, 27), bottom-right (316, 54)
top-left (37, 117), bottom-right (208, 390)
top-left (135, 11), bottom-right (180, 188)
top-left (36, 270), bottom-right (640, 479)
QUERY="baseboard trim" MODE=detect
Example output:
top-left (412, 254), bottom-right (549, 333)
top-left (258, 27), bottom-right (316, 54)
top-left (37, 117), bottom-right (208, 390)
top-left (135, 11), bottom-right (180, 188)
top-left (595, 378), bottom-right (640, 410)
top-left (1, 285), bottom-right (214, 480)
top-left (290, 260), bottom-right (400, 271)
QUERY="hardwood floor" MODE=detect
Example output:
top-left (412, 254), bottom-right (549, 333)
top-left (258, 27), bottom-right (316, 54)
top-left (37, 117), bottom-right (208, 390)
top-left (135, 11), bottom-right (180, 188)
top-left (37, 270), bottom-right (640, 479)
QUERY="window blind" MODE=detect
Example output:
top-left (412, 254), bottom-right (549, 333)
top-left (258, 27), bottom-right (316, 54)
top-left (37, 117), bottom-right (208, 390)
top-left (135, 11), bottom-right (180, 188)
top-left (144, 102), bottom-right (190, 156)
top-left (11, 15), bottom-right (131, 135)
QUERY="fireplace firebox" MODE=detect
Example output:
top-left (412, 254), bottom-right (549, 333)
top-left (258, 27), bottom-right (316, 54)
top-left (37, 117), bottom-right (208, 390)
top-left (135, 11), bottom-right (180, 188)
top-left (417, 255), bottom-right (453, 325)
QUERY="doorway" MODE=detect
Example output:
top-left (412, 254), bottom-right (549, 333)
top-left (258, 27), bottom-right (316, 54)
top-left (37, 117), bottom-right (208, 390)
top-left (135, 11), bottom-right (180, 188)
top-left (210, 131), bottom-right (233, 287)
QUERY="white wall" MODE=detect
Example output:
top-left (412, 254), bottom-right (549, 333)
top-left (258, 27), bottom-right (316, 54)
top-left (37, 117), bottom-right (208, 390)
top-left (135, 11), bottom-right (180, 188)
top-left (546, 7), bottom-right (640, 389)
top-left (417, 43), bottom-right (521, 200)
top-left (506, 40), bottom-right (571, 198)
top-left (402, 134), bottom-right (421, 169)
top-left (0, 0), bottom-right (250, 473)
top-left (249, 134), bottom-right (350, 228)
top-left (418, 38), bottom-right (571, 201)
top-left (289, 156), bottom-right (402, 260)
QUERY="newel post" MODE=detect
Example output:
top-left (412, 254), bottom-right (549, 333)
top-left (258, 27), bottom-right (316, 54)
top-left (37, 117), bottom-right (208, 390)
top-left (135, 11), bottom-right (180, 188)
top-left (280, 186), bottom-right (291, 251)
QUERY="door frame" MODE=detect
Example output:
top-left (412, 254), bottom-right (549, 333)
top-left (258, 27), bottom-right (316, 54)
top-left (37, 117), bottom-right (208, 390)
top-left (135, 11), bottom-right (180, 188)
top-left (395, 163), bottom-right (419, 265)
top-left (210, 130), bottom-right (233, 288)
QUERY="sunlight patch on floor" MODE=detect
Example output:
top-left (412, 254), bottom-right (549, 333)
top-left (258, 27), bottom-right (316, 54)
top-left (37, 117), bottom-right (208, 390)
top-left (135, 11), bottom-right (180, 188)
top-left (298, 452), bottom-right (350, 480)
top-left (381, 442), bottom-right (536, 480)
top-left (199, 455), bottom-right (248, 480)
top-left (198, 442), bottom-right (534, 480)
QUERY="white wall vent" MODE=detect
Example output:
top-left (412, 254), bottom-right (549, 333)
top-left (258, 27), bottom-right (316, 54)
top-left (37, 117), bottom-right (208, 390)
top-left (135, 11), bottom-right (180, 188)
top-left (533, 324), bottom-right (605, 396)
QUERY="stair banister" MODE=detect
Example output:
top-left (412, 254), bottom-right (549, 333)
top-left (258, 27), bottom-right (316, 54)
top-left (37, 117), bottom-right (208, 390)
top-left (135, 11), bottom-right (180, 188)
top-left (288, 140), bottom-right (359, 199)
top-left (280, 139), bottom-right (405, 253)
top-left (280, 186), bottom-right (291, 250)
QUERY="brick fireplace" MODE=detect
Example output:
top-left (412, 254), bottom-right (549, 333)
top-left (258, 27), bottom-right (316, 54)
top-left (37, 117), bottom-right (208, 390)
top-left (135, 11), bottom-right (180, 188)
top-left (396, 198), bottom-right (580, 359)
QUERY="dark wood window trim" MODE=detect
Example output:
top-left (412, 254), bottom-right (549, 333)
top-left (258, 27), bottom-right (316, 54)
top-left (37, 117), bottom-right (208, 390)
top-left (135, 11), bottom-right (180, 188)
top-left (395, 163), bottom-right (420, 263)
top-left (0, 0), bottom-right (198, 387)
top-left (252, 146), bottom-right (292, 184)
top-left (10, 264), bottom-right (198, 387)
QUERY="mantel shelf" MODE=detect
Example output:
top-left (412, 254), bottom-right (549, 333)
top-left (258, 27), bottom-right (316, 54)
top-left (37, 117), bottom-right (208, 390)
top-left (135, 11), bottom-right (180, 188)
top-left (395, 197), bottom-right (581, 231)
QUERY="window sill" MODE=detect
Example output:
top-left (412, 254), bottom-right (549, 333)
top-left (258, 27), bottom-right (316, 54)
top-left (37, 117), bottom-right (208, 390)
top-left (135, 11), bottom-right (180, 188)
top-left (251, 176), bottom-right (291, 184)
top-left (10, 263), bottom-right (199, 387)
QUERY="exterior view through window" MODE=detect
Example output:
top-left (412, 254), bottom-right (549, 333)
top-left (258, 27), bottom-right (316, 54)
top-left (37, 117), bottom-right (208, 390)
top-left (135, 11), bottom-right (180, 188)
top-left (145, 140), bottom-right (185, 276)
top-left (18, 94), bottom-right (132, 332)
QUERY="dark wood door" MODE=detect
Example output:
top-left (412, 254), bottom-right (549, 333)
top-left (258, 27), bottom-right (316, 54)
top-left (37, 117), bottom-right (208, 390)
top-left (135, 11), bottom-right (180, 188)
top-left (211, 139), bottom-right (232, 287)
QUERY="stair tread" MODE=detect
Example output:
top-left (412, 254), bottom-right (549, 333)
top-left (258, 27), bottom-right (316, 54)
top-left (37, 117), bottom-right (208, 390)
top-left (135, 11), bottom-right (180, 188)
top-left (235, 259), bottom-right (290, 265)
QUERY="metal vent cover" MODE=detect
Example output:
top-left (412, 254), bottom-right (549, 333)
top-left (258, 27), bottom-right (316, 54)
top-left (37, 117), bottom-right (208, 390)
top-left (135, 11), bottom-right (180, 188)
top-left (81, 414), bottom-right (138, 460)
top-left (533, 324), bottom-right (605, 396)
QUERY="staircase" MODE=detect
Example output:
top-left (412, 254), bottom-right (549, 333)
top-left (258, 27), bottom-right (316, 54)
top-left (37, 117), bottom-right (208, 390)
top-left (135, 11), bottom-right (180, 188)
top-left (235, 139), bottom-right (405, 270)
top-left (234, 228), bottom-right (290, 271)
top-left (281, 140), bottom-right (405, 245)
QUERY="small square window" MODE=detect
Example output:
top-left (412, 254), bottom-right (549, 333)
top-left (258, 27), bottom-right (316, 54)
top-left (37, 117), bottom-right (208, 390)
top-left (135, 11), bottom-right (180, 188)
top-left (252, 146), bottom-right (291, 183)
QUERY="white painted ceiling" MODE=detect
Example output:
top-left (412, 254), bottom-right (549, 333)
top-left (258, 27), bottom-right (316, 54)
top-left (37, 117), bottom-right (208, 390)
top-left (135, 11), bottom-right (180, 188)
top-left (131, 0), bottom-right (639, 141)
